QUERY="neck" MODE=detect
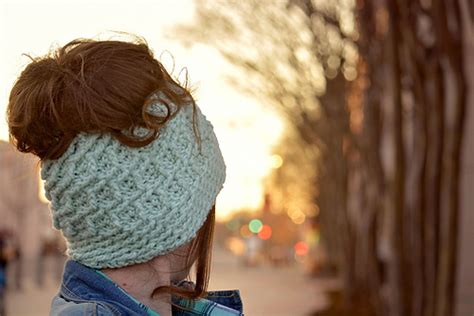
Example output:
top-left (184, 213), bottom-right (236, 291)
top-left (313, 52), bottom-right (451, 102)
top-left (101, 255), bottom-right (181, 316)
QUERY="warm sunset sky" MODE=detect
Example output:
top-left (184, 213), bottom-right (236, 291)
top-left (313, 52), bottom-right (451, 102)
top-left (0, 0), bottom-right (284, 220)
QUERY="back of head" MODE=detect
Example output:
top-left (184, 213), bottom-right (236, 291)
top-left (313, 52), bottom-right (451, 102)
top-left (6, 36), bottom-right (226, 299)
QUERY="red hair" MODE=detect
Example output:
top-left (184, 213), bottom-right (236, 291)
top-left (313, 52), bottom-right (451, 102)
top-left (7, 36), bottom-right (194, 160)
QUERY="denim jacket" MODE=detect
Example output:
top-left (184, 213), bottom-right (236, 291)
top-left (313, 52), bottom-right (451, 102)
top-left (50, 260), bottom-right (244, 316)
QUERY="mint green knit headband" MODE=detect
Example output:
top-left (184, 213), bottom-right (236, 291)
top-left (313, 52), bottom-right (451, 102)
top-left (40, 100), bottom-right (226, 269)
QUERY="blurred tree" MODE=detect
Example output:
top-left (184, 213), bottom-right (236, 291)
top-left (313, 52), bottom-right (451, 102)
top-left (366, 1), bottom-right (470, 315)
top-left (335, 0), bottom-right (472, 315)
top-left (176, 0), bottom-right (473, 315)
top-left (175, 0), bottom-right (357, 286)
top-left (263, 128), bottom-right (319, 219)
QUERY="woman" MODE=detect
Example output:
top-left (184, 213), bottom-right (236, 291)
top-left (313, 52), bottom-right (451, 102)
top-left (6, 36), bottom-right (243, 316)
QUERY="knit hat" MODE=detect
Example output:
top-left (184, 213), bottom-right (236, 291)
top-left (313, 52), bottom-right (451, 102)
top-left (40, 98), bottom-right (226, 269)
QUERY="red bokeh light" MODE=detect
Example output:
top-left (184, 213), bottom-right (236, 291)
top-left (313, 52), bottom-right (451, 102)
top-left (258, 224), bottom-right (272, 240)
top-left (294, 241), bottom-right (309, 256)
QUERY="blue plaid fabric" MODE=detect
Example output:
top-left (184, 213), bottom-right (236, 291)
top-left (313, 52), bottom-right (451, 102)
top-left (172, 297), bottom-right (243, 316)
top-left (172, 282), bottom-right (243, 316)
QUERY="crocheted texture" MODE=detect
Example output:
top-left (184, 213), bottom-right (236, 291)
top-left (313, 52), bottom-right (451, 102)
top-left (40, 102), bottom-right (226, 269)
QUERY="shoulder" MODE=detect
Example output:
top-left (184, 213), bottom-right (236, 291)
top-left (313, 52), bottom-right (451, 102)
top-left (50, 295), bottom-right (122, 316)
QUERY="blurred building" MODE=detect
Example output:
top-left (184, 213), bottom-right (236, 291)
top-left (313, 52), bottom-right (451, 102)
top-left (0, 140), bottom-right (57, 287)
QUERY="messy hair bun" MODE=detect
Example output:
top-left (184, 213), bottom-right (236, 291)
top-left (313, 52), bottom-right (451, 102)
top-left (7, 36), bottom-right (195, 160)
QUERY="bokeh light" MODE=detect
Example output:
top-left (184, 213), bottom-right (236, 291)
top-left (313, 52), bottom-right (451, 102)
top-left (270, 154), bottom-right (283, 169)
top-left (287, 208), bottom-right (306, 225)
top-left (257, 224), bottom-right (272, 240)
top-left (248, 219), bottom-right (263, 233)
top-left (294, 241), bottom-right (309, 256)
top-left (226, 237), bottom-right (246, 256)
top-left (226, 218), bottom-right (240, 232)
top-left (307, 229), bottom-right (321, 246)
top-left (240, 224), bottom-right (252, 238)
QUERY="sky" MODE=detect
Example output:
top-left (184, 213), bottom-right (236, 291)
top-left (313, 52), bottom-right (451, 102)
top-left (0, 0), bottom-right (284, 220)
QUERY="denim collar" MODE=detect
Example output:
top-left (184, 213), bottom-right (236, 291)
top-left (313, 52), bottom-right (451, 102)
top-left (60, 260), bottom-right (145, 315)
top-left (59, 260), bottom-right (243, 315)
